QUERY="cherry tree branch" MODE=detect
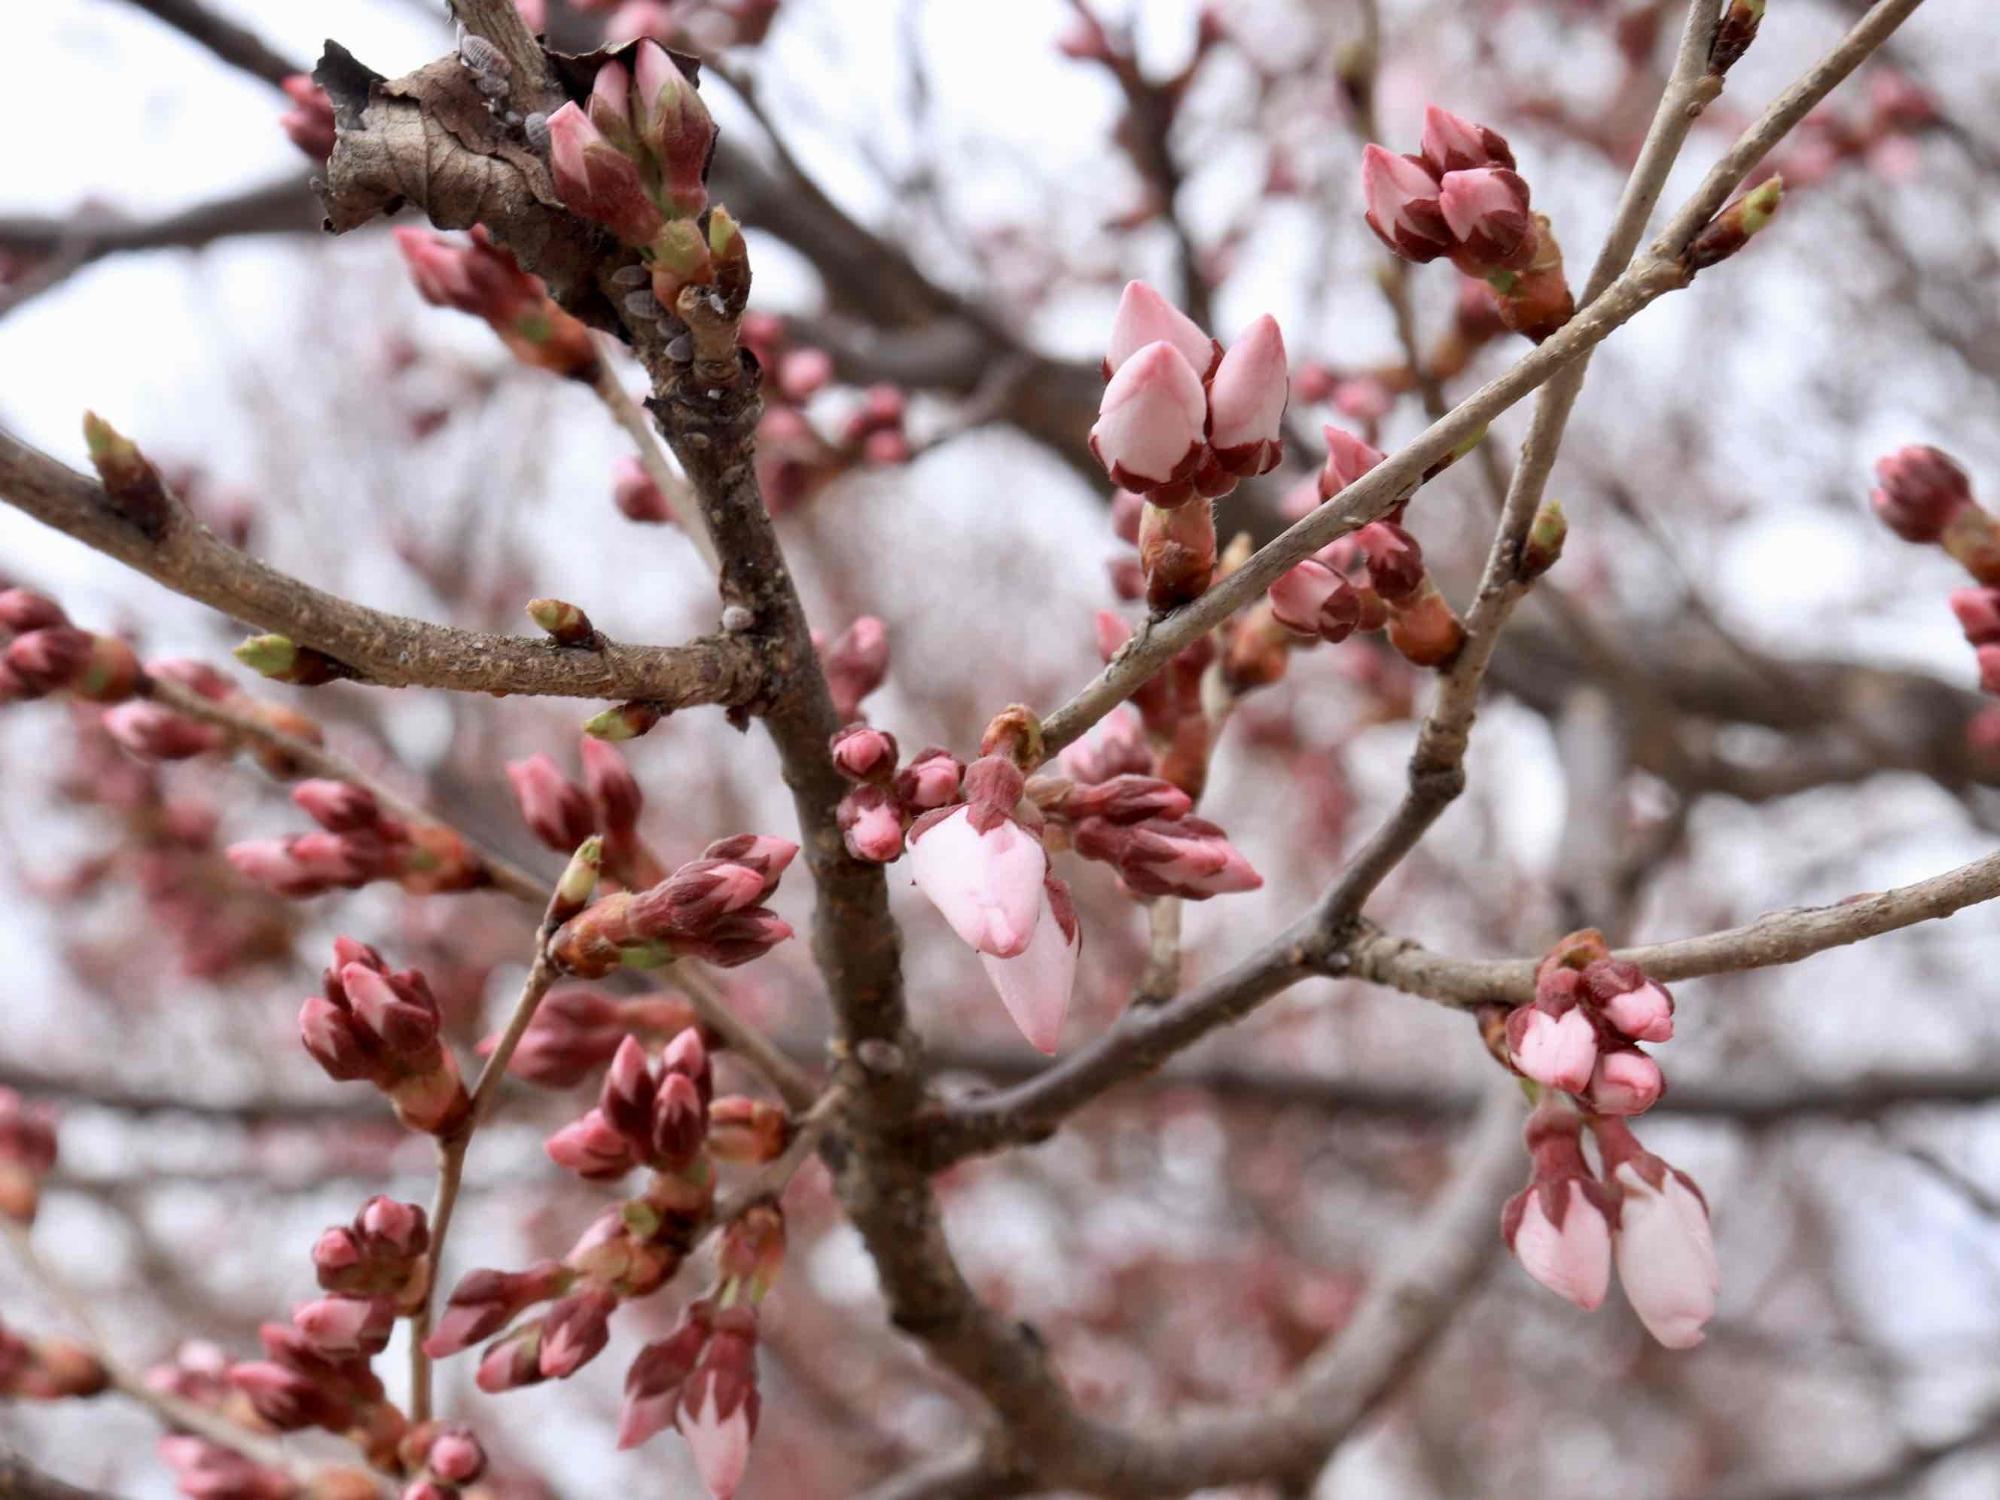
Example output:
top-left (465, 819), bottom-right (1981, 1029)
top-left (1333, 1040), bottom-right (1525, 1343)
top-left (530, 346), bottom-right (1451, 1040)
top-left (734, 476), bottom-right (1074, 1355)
top-left (1036, 0), bottom-right (1930, 760)
top-left (0, 1449), bottom-right (129, 1500)
top-left (0, 431), bottom-right (762, 705)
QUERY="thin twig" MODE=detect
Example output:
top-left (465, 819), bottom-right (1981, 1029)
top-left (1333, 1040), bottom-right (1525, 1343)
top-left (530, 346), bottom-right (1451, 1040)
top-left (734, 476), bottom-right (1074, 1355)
top-left (408, 869), bottom-right (572, 1423)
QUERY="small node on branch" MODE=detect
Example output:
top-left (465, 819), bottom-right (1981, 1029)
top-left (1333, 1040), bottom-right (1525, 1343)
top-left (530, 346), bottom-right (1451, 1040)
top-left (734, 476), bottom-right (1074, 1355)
top-left (584, 700), bottom-right (664, 741)
top-left (81, 412), bottom-right (175, 540)
top-left (233, 634), bottom-right (350, 686)
top-left (1685, 176), bottom-right (1783, 271)
top-left (526, 597), bottom-right (599, 648)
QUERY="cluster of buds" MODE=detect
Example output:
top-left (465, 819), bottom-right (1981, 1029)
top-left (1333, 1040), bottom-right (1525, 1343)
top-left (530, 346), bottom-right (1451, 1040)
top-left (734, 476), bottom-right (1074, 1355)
top-left (1089, 286), bottom-right (1288, 612)
top-left (734, 315), bottom-right (911, 512)
top-left (507, 736), bottom-right (663, 890)
top-left (0, 587), bottom-right (140, 707)
top-left (279, 74), bottom-right (337, 162)
top-left (1502, 1098), bottom-right (1719, 1348)
top-left (298, 939), bottom-right (471, 1135)
top-left (1362, 107), bottom-right (1574, 342)
top-left (430, 1036), bottom-right (785, 1498)
top-left (395, 227), bottom-right (601, 381)
top-left (546, 43), bottom-right (748, 321)
top-left (226, 1320), bottom-right (402, 1464)
top-left (905, 747), bottom-right (1082, 1054)
top-left (0, 1315), bottom-right (105, 1401)
top-left (483, 987), bottom-right (701, 1088)
top-left (549, 834), bottom-right (796, 975)
top-left (616, 1208), bottom-right (784, 1498)
top-left (0, 1089), bottom-right (58, 1225)
top-left (1221, 428), bottom-right (1468, 691)
top-left (1501, 930), bottom-right (1674, 1115)
top-left (1025, 759), bottom-right (1260, 902)
top-left (230, 779), bottom-right (486, 899)
top-left (831, 726), bottom-right (963, 864)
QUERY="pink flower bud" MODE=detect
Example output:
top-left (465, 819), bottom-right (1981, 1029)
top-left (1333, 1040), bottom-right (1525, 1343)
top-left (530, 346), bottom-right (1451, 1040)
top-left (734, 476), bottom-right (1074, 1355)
top-left (1438, 167), bottom-right (1533, 269)
top-left (1071, 815), bottom-right (1262, 899)
top-left (357, 1196), bottom-right (428, 1259)
top-left (0, 589), bottom-right (68, 634)
top-left (228, 1360), bottom-right (350, 1432)
top-left (1419, 105), bottom-right (1516, 175)
top-left (1205, 315), bottom-right (1288, 476)
top-left (908, 805), bottom-right (1048, 959)
top-left (538, 1286), bottom-right (618, 1379)
top-left (547, 1109), bottom-right (644, 1181)
top-left (838, 784), bottom-right (906, 862)
top-left (1597, 1119), bottom-right (1718, 1348)
top-left (426, 1264), bottom-right (569, 1359)
top-left (633, 41), bottom-right (715, 217)
top-left (339, 962), bottom-right (440, 1059)
top-left (1586, 1047), bottom-right (1665, 1116)
top-left (1268, 558), bottom-right (1361, 643)
top-left (823, 616), bottom-right (889, 721)
top-left (599, 1035), bottom-right (658, 1141)
top-left (1872, 445), bottom-right (1973, 543)
top-left (292, 1296), bottom-right (395, 1358)
top-left (1103, 280), bottom-right (1219, 381)
top-left (1090, 343), bottom-right (1209, 500)
top-left (1505, 1004), bottom-right (1597, 1093)
top-left (1951, 586), bottom-right (2000, 646)
top-left (1502, 1102), bottom-right (1614, 1310)
top-left (677, 1315), bottom-right (761, 1500)
top-left (830, 724), bottom-right (899, 783)
top-left (475, 1327), bottom-right (547, 1393)
top-left (1582, 959), bottom-right (1675, 1042)
top-left (1317, 425), bottom-right (1386, 501)
top-left (647, 1072), bottom-right (705, 1169)
top-left (292, 780), bottom-right (381, 833)
top-left (1059, 774), bottom-right (1191, 826)
top-left (299, 995), bottom-right (375, 1082)
top-left (1357, 521), bottom-right (1425, 602)
top-left (671, 908), bottom-right (795, 968)
top-left (893, 747), bottom-right (963, 811)
top-left (5, 627), bottom-right (91, 694)
top-left (507, 754), bottom-right (596, 853)
top-left (426, 1425), bottom-right (486, 1485)
top-left (1360, 145), bottom-right (1451, 262)
top-left (546, 102), bottom-right (667, 247)
top-left (618, 1308), bottom-right (710, 1450)
top-left (104, 701), bottom-right (227, 760)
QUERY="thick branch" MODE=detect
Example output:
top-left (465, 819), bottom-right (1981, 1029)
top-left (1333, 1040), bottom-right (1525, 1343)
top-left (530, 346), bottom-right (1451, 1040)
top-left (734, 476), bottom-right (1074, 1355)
top-left (0, 432), bottom-right (761, 705)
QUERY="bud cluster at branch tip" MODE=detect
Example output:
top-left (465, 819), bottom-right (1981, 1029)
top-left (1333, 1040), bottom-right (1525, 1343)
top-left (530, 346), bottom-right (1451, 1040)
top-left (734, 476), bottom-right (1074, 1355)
top-left (1361, 108), bottom-right (1575, 342)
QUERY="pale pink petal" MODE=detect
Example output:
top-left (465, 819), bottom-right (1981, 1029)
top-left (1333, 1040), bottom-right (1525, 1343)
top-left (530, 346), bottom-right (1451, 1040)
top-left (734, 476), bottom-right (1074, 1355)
top-left (908, 808), bottom-right (1046, 959)
top-left (1512, 1183), bottom-right (1611, 1310)
top-left (1105, 280), bottom-right (1215, 377)
top-left (677, 1388), bottom-right (753, 1500)
top-left (1207, 315), bottom-right (1288, 450)
top-left (1614, 1166), bottom-right (1719, 1348)
top-left (978, 885), bottom-right (1079, 1054)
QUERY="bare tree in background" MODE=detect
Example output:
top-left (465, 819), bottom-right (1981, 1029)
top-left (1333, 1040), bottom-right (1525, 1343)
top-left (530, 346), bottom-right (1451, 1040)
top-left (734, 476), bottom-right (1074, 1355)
top-left (4, 0), bottom-right (2000, 1496)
